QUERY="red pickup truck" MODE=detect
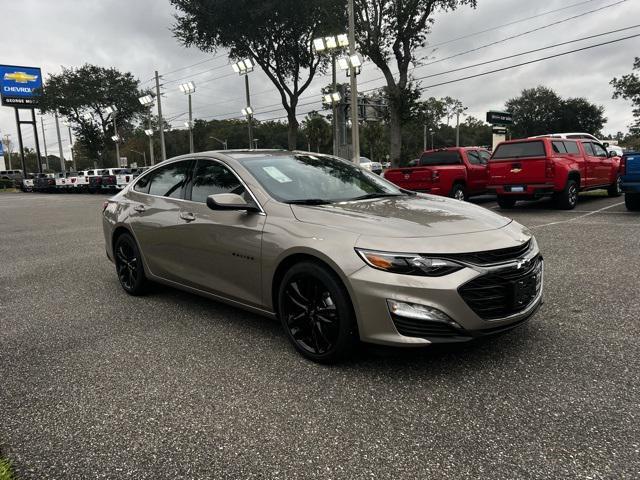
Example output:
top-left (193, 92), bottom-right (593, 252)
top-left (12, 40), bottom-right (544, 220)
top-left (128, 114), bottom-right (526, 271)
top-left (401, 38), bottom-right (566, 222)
top-left (383, 147), bottom-right (491, 200)
top-left (488, 138), bottom-right (622, 210)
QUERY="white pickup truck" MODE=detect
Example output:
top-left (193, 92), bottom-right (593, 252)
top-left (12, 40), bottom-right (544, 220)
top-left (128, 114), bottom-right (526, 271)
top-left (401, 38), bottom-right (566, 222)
top-left (22, 174), bottom-right (35, 192)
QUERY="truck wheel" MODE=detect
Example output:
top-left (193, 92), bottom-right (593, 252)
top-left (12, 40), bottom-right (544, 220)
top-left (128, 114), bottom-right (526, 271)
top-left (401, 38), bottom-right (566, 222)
top-left (555, 179), bottom-right (579, 210)
top-left (497, 196), bottom-right (516, 209)
top-left (450, 183), bottom-right (466, 201)
top-left (625, 193), bottom-right (640, 211)
top-left (114, 233), bottom-right (148, 296)
top-left (607, 176), bottom-right (622, 197)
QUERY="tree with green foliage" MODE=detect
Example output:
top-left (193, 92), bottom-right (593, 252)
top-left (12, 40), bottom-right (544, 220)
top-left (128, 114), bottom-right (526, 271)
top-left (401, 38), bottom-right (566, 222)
top-left (38, 64), bottom-right (148, 167)
top-left (301, 112), bottom-right (332, 153)
top-left (505, 86), bottom-right (606, 138)
top-left (611, 57), bottom-right (640, 134)
top-left (354, 0), bottom-right (477, 166)
top-left (171, 0), bottom-right (344, 150)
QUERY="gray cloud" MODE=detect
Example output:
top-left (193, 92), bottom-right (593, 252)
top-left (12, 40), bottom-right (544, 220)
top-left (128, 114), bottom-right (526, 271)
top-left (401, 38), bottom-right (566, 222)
top-left (2, 0), bottom-right (639, 159)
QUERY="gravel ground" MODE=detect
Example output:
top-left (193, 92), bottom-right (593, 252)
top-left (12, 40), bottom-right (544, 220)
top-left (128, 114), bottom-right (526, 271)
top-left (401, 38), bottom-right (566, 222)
top-left (0, 192), bottom-right (638, 479)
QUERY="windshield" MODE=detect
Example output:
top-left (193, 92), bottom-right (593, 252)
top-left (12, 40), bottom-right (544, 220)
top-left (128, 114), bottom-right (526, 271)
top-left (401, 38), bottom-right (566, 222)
top-left (240, 153), bottom-right (403, 203)
top-left (420, 151), bottom-right (461, 166)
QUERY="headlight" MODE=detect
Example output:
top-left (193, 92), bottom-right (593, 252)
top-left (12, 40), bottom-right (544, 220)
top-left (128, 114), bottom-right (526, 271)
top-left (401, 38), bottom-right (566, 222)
top-left (356, 249), bottom-right (463, 277)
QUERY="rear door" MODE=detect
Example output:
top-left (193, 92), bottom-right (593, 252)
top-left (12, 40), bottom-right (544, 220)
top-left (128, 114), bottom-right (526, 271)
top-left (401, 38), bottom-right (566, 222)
top-left (580, 142), bottom-right (603, 186)
top-left (173, 159), bottom-right (266, 306)
top-left (465, 150), bottom-right (488, 193)
top-left (489, 141), bottom-right (548, 190)
top-left (127, 160), bottom-right (193, 283)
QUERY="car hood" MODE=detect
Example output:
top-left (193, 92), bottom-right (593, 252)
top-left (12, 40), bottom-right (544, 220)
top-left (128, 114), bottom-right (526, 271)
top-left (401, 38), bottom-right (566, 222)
top-left (290, 194), bottom-right (512, 239)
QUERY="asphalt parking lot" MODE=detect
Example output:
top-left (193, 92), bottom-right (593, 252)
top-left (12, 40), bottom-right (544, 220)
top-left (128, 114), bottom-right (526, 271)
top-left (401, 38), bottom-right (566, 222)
top-left (1, 192), bottom-right (639, 479)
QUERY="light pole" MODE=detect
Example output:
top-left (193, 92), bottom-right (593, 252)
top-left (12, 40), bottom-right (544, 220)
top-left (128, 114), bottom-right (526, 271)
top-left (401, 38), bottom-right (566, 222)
top-left (105, 105), bottom-right (120, 167)
top-left (2, 135), bottom-right (13, 170)
top-left (347, 0), bottom-right (361, 163)
top-left (210, 136), bottom-right (228, 150)
top-left (139, 95), bottom-right (156, 165)
top-left (63, 120), bottom-right (76, 171)
top-left (130, 149), bottom-right (147, 167)
top-left (40, 118), bottom-right (49, 170)
top-left (455, 106), bottom-right (468, 148)
top-left (232, 59), bottom-right (255, 149)
top-left (54, 113), bottom-right (65, 172)
top-left (179, 82), bottom-right (196, 153)
top-left (430, 129), bottom-right (435, 150)
top-left (313, 34), bottom-right (349, 156)
top-left (154, 71), bottom-right (167, 162)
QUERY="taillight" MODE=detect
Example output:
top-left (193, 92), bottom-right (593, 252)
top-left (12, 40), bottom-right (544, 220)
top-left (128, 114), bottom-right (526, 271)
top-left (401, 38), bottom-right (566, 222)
top-left (431, 170), bottom-right (440, 182)
top-left (102, 201), bottom-right (109, 212)
top-left (621, 156), bottom-right (627, 175)
top-left (125, 176), bottom-right (130, 182)
top-left (545, 159), bottom-right (555, 178)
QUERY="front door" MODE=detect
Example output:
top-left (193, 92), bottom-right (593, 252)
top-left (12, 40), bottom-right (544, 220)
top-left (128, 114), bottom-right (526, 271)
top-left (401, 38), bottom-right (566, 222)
top-left (465, 150), bottom-right (489, 194)
top-left (591, 142), bottom-right (613, 186)
top-left (174, 159), bottom-right (266, 307)
top-left (127, 159), bottom-right (193, 283)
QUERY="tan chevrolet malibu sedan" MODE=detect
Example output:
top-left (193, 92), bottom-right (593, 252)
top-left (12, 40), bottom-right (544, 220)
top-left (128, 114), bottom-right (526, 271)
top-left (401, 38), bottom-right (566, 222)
top-left (102, 151), bottom-right (543, 362)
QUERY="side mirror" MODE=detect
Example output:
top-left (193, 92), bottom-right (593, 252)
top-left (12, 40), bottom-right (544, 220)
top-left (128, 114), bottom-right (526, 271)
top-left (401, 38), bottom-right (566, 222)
top-left (609, 150), bottom-right (617, 158)
top-left (206, 193), bottom-right (259, 212)
top-left (602, 142), bottom-right (610, 148)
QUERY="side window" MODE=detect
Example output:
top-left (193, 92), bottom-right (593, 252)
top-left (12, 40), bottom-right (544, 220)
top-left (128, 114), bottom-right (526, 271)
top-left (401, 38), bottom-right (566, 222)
top-left (552, 141), bottom-right (567, 154)
top-left (567, 135), bottom-right (581, 140)
top-left (582, 142), bottom-right (596, 156)
top-left (146, 161), bottom-right (191, 198)
top-left (190, 160), bottom-right (247, 203)
top-left (466, 150), bottom-right (482, 165)
top-left (479, 151), bottom-right (491, 164)
top-left (592, 143), bottom-right (608, 157)
top-left (134, 173), bottom-right (152, 193)
top-left (564, 142), bottom-right (580, 154)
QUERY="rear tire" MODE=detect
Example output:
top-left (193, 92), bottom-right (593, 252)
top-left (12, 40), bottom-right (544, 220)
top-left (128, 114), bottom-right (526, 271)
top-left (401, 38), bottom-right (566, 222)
top-left (555, 179), bottom-right (578, 210)
top-left (450, 183), bottom-right (466, 201)
top-left (497, 196), bottom-right (516, 209)
top-left (625, 192), bottom-right (640, 211)
top-left (607, 176), bottom-right (622, 197)
top-left (114, 233), bottom-right (148, 296)
top-left (277, 261), bottom-right (357, 363)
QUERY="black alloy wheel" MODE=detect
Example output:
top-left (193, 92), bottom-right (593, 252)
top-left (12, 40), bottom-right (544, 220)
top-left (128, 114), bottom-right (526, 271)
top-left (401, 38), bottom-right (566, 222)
top-left (278, 262), bottom-right (356, 363)
top-left (114, 233), bottom-right (147, 295)
top-left (608, 176), bottom-right (622, 197)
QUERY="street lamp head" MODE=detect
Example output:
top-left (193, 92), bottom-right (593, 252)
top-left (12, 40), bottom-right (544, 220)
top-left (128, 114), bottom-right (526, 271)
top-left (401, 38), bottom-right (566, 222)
top-left (323, 94), bottom-right (332, 104)
top-left (138, 94), bottom-right (154, 106)
top-left (324, 36), bottom-right (337, 50)
top-left (313, 38), bottom-right (326, 52)
top-left (104, 105), bottom-right (118, 115)
top-left (331, 92), bottom-right (342, 102)
top-left (233, 58), bottom-right (254, 75)
top-left (337, 57), bottom-right (350, 71)
top-left (241, 107), bottom-right (254, 116)
top-left (82, 112), bottom-right (93, 121)
top-left (337, 34), bottom-right (349, 47)
top-left (349, 54), bottom-right (362, 68)
top-left (184, 121), bottom-right (194, 129)
top-left (179, 82), bottom-right (196, 94)
top-left (111, 135), bottom-right (120, 142)
top-left (144, 129), bottom-right (154, 137)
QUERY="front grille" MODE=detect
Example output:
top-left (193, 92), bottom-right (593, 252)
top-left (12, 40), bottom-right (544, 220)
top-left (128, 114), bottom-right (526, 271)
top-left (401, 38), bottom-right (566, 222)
top-left (442, 240), bottom-right (531, 266)
top-left (459, 256), bottom-right (543, 320)
top-left (392, 316), bottom-right (469, 339)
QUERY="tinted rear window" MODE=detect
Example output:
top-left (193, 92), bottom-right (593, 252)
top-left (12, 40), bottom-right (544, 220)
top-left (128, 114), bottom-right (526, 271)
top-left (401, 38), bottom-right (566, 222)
top-left (564, 141), bottom-right (580, 154)
top-left (492, 141), bottom-right (546, 159)
top-left (419, 151), bottom-right (462, 166)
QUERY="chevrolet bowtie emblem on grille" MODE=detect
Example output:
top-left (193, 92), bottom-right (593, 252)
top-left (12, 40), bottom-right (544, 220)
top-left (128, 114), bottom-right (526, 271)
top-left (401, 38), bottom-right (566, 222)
top-left (4, 71), bottom-right (38, 83)
top-left (404, 174), bottom-right (410, 180)
top-left (515, 258), bottom-right (529, 270)
top-left (511, 167), bottom-right (522, 173)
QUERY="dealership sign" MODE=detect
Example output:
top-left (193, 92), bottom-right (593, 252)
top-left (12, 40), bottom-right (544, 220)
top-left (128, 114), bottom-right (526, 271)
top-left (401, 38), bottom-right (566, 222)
top-left (486, 110), bottom-right (513, 126)
top-left (0, 65), bottom-right (42, 107)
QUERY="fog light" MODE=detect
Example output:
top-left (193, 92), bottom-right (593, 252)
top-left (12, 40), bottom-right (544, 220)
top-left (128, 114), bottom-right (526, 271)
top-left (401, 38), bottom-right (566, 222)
top-left (387, 300), bottom-right (453, 323)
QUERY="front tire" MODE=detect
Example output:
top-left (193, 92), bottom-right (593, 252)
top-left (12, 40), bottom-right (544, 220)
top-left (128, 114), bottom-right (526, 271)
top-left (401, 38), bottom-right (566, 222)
top-left (607, 176), bottom-right (622, 197)
top-left (277, 262), bottom-right (357, 363)
top-left (114, 233), bottom-right (148, 295)
top-left (625, 192), bottom-right (640, 211)
top-left (555, 179), bottom-right (578, 210)
top-left (497, 196), bottom-right (516, 209)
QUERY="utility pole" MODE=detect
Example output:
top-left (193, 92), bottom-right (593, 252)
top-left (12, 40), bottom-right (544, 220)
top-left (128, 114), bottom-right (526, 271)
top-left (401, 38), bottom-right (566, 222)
top-left (148, 118), bottom-right (155, 166)
top-left (188, 93), bottom-right (194, 153)
top-left (2, 135), bottom-right (12, 170)
top-left (332, 54), bottom-right (338, 156)
top-left (456, 111), bottom-right (460, 148)
top-left (348, 0), bottom-right (360, 163)
top-left (245, 75), bottom-right (253, 149)
top-left (113, 114), bottom-right (121, 167)
top-left (155, 71), bottom-right (167, 162)
top-left (40, 118), bottom-right (49, 170)
top-left (66, 124), bottom-right (76, 170)
top-left (423, 125), bottom-right (427, 151)
top-left (54, 114), bottom-right (65, 172)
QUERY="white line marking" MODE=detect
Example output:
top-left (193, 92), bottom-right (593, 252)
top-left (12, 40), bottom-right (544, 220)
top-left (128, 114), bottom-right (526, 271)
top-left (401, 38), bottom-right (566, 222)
top-left (531, 202), bottom-right (625, 228)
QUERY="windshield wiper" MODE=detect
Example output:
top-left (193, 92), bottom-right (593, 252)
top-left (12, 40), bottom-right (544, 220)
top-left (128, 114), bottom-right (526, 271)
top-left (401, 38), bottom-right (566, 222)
top-left (285, 199), bottom-right (332, 205)
top-left (350, 192), bottom-right (404, 201)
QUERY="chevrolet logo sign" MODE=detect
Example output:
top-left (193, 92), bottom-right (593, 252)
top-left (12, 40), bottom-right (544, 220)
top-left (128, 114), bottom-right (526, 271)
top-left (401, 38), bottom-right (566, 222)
top-left (510, 167), bottom-right (522, 173)
top-left (4, 71), bottom-right (38, 83)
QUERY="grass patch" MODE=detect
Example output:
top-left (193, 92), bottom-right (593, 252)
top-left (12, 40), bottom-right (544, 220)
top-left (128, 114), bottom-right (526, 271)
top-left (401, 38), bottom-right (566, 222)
top-left (0, 188), bottom-right (19, 194)
top-left (0, 456), bottom-right (16, 480)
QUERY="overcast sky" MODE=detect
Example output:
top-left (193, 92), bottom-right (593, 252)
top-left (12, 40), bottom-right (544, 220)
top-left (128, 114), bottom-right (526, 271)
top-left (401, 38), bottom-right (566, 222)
top-left (1, 0), bottom-right (639, 157)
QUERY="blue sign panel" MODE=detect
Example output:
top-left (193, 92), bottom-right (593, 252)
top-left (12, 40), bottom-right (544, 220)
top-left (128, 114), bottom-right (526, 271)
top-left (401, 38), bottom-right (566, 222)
top-left (0, 65), bottom-right (42, 108)
top-left (0, 142), bottom-right (4, 156)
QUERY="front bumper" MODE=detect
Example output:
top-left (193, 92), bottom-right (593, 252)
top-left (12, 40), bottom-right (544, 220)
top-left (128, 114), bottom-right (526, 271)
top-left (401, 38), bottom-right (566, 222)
top-left (347, 248), bottom-right (543, 346)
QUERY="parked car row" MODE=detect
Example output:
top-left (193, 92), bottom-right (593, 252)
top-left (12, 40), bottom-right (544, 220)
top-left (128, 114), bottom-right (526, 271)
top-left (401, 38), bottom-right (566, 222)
top-left (383, 137), bottom-right (624, 210)
top-left (21, 168), bottom-right (150, 193)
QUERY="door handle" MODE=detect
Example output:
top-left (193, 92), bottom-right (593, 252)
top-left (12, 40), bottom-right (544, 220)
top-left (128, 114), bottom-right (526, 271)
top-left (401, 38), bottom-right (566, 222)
top-left (133, 205), bottom-right (146, 213)
top-left (180, 212), bottom-right (196, 222)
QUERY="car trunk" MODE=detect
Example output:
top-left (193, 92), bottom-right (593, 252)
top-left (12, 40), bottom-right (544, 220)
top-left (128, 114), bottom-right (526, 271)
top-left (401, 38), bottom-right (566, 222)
top-left (489, 141), bottom-right (549, 186)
